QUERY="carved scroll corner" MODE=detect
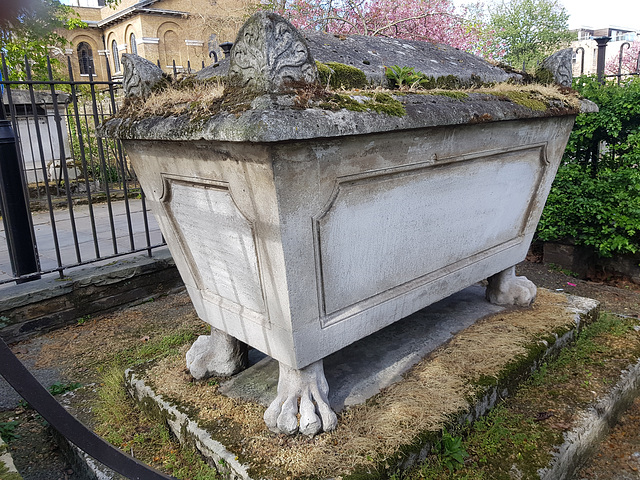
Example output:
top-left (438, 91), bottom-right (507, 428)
top-left (227, 11), bottom-right (319, 94)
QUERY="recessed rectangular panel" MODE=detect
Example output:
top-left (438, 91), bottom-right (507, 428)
top-left (315, 147), bottom-right (545, 320)
top-left (166, 179), bottom-right (267, 318)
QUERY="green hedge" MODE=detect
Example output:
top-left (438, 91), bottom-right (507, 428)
top-left (536, 76), bottom-right (640, 257)
top-left (538, 164), bottom-right (640, 257)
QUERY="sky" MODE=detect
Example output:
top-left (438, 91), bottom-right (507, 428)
top-left (558, 0), bottom-right (640, 30)
top-left (60, 0), bottom-right (640, 31)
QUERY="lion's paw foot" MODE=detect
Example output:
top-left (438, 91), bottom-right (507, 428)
top-left (264, 360), bottom-right (337, 436)
top-left (186, 328), bottom-right (248, 379)
top-left (486, 266), bottom-right (537, 306)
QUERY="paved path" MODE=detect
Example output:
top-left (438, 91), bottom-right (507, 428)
top-left (0, 199), bottom-right (162, 285)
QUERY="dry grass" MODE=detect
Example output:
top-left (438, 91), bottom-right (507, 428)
top-left (121, 80), bottom-right (225, 118)
top-left (145, 288), bottom-right (576, 478)
top-left (117, 76), bottom-right (579, 122)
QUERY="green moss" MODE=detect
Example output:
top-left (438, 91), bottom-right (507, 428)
top-left (488, 90), bottom-right (548, 111)
top-left (316, 61), bottom-right (368, 89)
top-left (319, 92), bottom-right (405, 117)
top-left (362, 92), bottom-right (406, 116)
top-left (0, 463), bottom-right (22, 480)
top-left (386, 66), bottom-right (487, 90)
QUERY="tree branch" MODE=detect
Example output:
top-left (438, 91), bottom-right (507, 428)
top-left (370, 11), bottom-right (458, 37)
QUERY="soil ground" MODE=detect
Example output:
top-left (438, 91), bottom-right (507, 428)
top-left (0, 259), bottom-right (639, 479)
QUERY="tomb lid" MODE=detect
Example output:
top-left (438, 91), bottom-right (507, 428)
top-left (197, 30), bottom-right (520, 87)
top-left (101, 12), bottom-right (596, 143)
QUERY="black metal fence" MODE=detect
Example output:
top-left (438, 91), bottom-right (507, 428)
top-left (574, 36), bottom-right (640, 84)
top-left (0, 54), bottom-right (165, 285)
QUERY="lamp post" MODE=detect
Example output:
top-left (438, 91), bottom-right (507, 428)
top-left (0, 77), bottom-right (40, 283)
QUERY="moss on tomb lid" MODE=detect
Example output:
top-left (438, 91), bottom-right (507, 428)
top-left (102, 13), bottom-right (595, 142)
top-left (104, 72), bottom-right (589, 143)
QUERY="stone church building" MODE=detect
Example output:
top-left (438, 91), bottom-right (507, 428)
top-left (60, 0), bottom-right (254, 81)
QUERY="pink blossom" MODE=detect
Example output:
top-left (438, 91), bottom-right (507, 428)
top-left (261, 0), bottom-right (499, 59)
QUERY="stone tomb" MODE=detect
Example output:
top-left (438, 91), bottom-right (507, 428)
top-left (103, 12), bottom-right (595, 436)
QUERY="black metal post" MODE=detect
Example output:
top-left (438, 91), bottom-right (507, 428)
top-left (0, 92), bottom-right (40, 283)
top-left (220, 42), bottom-right (233, 58)
top-left (594, 36), bottom-right (610, 84)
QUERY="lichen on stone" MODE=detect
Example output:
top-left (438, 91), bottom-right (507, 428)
top-left (429, 90), bottom-right (470, 100)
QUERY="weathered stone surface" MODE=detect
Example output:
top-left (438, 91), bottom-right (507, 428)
top-left (186, 328), bottom-right (249, 379)
top-left (118, 116), bottom-right (575, 372)
top-left (198, 24), bottom-right (521, 87)
top-left (228, 12), bottom-right (317, 93)
top-left (486, 265), bottom-right (537, 306)
top-left (121, 54), bottom-right (165, 98)
top-left (0, 437), bottom-right (20, 479)
top-left (540, 48), bottom-right (573, 87)
top-left (304, 30), bottom-right (519, 86)
top-left (102, 92), bottom-right (581, 143)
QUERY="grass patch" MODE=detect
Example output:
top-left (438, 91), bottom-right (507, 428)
top-left (75, 304), bottom-right (216, 478)
top-left (91, 325), bottom-right (220, 479)
top-left (109, 328), bottom-right (198, 367)
top-left (119, 79), bottom-right (225, 119)
top-left (0, 421), bottom-right (20, 443)
top-left (403, 313), bottom-right (640, 479)
top-left (94, 364), bottom-right (220, 479)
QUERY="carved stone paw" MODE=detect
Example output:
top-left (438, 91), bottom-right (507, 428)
top-left (486, 266), bottom-right (537, 306)
top-left (264, 360), bottom-right (337, 436)
top-left (186, 327), bottom-right (248, 379)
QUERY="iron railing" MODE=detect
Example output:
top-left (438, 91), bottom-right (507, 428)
top-left (574, 36), bottom-right (640, 84)
top-left (0, 54), bottom-right (165, 285)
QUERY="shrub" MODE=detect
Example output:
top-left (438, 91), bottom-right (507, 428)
top-left (537, 163), bottom-right (640, 257)
top-left (536, 76), bottom-right (640, 257)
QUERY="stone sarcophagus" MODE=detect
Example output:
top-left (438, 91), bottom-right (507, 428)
top-left (103, 12), bottom-right (595, 436)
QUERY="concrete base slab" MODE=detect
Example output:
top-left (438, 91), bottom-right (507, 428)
top-left (220, 285), bottom-right (506, 411)
top-left (124, 288), bottom-right (601, 479)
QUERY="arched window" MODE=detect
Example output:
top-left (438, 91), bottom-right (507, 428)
top-left (111, 39), bottom-right (121, 73)
top-left (129, 33), bottom-right (137, 55)
top-left (77, 42), bottom-right (94, 75)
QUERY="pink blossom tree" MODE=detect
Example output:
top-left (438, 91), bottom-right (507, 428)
top-left (260, 0), bottom-right (497, 58)
top-left (605, 41), bottom-right (640, 76)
